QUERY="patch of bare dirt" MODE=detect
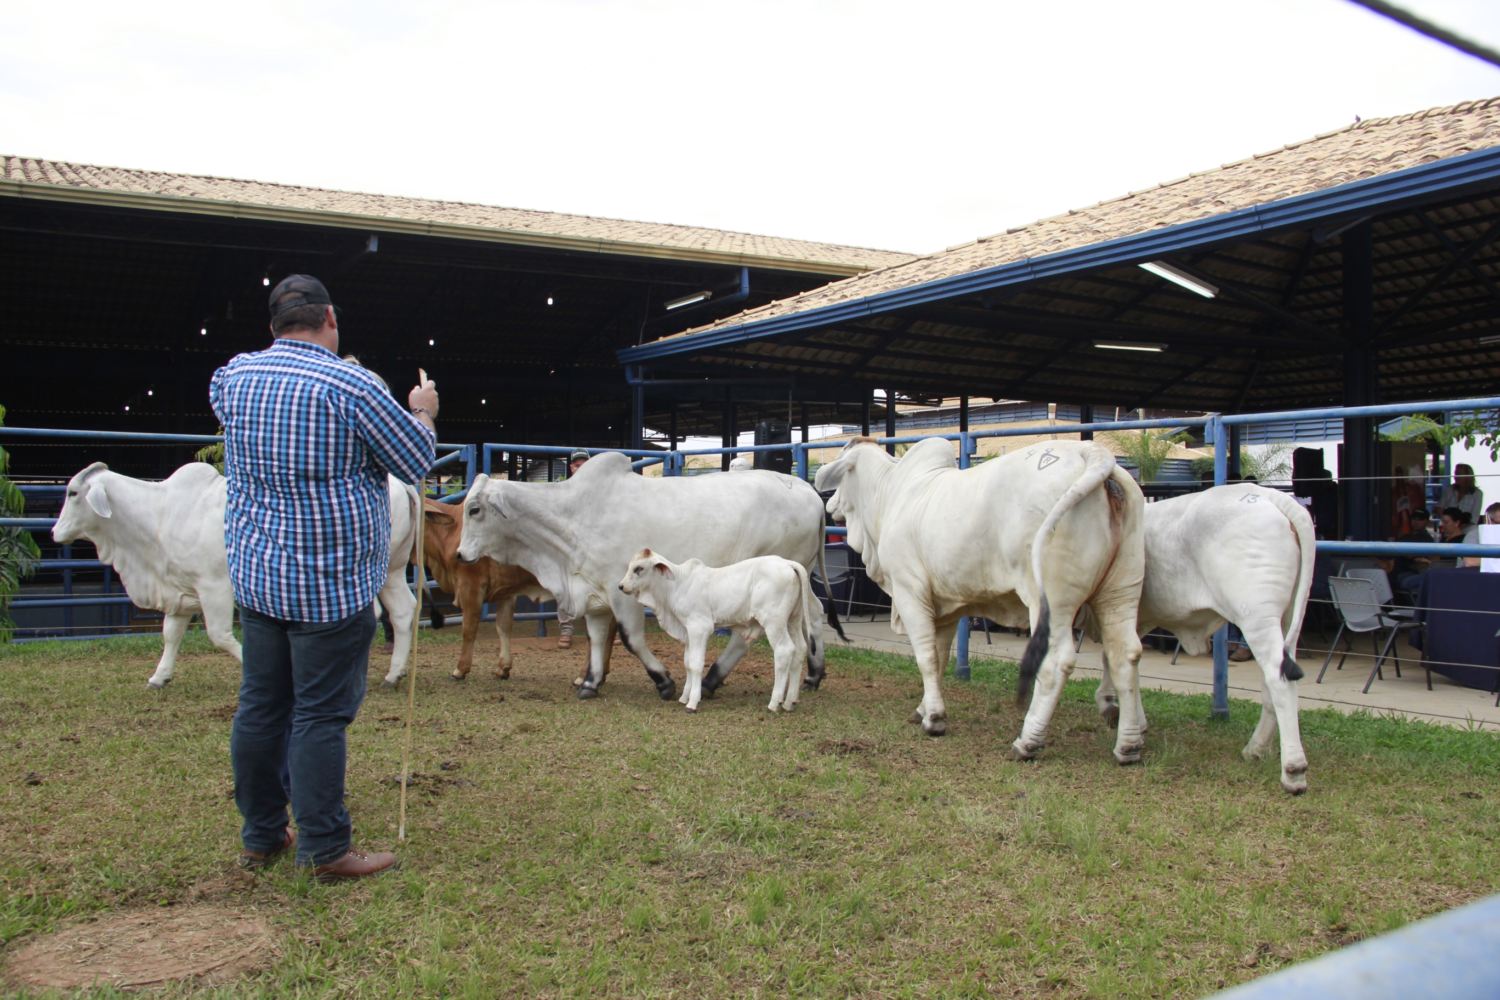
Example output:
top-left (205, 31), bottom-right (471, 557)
top-left (3, 903), bottom-right (276, 992)
top-left (818, 737), bottom-right (876, 756)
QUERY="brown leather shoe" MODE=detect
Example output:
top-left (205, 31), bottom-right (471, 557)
top-left (239, 826), bottom-right (295, 870)
top-left (557, 634), bottom-right (572, 649)
top-left (308, 848), bottom-right (399, 884)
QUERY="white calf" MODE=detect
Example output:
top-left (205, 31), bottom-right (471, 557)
top-left (618, 548), bottom-right (816, 713)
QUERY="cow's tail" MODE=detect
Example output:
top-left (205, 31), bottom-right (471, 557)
top-left (1017, 444), bottom-right (1122, 707)
top-left (1028, 442), bottom-right (1121, 593)
top-left (1264, 488), bottom-right (1316, 682)
top-left (405, 485), bottom-right (423, 565)
top-left (793, 562), bottom-right (819, 650)
top-left (815, 542), bottom-right (850, 643)
top-left (1016, 598), bottom-right (1051, 707)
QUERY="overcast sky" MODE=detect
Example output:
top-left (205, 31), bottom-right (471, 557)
top-left (4, 1), bottom-right (1500, 254)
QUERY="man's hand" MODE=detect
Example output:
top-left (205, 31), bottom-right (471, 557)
top-left (408, 369), bottom-right (439, 429)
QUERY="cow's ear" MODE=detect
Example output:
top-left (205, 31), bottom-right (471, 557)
top-left (484, 491), bottom-right (506, 518)
top-left (425, 508), bottom-right (457, 528)
top-left (653, 561), bottom-right (672, 579)
top-left (85, 480), bottom-right (112, 518)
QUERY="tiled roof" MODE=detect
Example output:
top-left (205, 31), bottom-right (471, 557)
top-left (664, 97), bottom-right (1500, 340)
top-left (0, 155), bottom-right (914, 275)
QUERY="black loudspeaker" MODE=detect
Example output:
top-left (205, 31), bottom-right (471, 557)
top-left (754, 419), bottom-right (792, 473)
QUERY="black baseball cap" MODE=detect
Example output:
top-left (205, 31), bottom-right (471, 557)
top-left (1411, 508), bottom-right (1430, 520)
top-left (268, 274), bottom-right (333, 322)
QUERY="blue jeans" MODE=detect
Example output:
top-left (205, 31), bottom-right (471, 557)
top-left (232, 605), bottom-right (376, 866)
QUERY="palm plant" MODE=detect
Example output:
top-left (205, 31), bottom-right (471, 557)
top-left (0, 404), bottom-right (41, 642)
top-left (1101, 428), bottom-right (1187, 484)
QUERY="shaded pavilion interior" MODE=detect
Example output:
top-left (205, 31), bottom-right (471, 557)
top-left (0, 157), bottom-right (910, 480)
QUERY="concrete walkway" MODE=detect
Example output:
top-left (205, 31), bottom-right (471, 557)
top-left (825, 615), bottom-right (1500, 732)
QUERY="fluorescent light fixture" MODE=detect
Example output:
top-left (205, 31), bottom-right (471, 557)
top-left (664, 290), bottom-right (712, 311)
top-left (1138, 261), bottom-right (1218, 298)
top-left (1094, 341), bottom-right (1167, 353)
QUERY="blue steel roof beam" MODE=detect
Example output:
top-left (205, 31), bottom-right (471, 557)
top-left (1419, 213), bottom-right (1500, 301)
top-left (1126, 351), bottom-right (1236, 412)
top-left (1222, 235), bottom-right (1323, 386)
top-left (1231, 352), bottom-right (1264, 412)
top-left (990, 337), bottom-right (1095, 398)
top-left (937, 301), bottom-right (1315, 352)
top-left (798, 322), bottom-right (1028, 365)
top-left (619, 146), bottom-right (1500, 366)
top-left (1380, 299), bottom-right (1500, 341)
top-left (1168, 264), bottom-right (1344, 346)
top-left (1372, 216), bottom-right (1500, 340)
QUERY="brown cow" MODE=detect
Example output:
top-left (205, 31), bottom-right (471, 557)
top-left (420, 498), bottom-right (547, 683)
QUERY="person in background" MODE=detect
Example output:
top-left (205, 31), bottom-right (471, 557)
top-left (1388, 508), bottom-right (1436, 599)
top-left (212, 274), bottom-right (436, 883)
top-left (1438, 463), bottom-right (1483, 526)
top-left (1390, 464), bottom-right (1425, 537)
top-left (555, 450), bottom-right (590, 649)
top-left (1486, 501), bottom-right (1500, 525)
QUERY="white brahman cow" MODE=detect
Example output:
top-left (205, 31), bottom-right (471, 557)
top-left (815, 437), bottom-right (1147, 765)
top-left (53, 462), bottom-right (420, 689)
top-left (454, 452), bottom-right (846, 701)
top-left (618, 548), bottom-right (820, 713)
top-left (1094, 483), bottom-right (1315, 793)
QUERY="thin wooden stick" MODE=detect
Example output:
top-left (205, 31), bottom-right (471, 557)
top-left (398, 485), bottom-right (425, 841)
top-left (399, 380), bottom-right (431, 842)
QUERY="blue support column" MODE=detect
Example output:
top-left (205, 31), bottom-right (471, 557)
top-left (1209, 413), bottom-right (1230, 719)
top-left (955, 431), bottom-right (973, 680)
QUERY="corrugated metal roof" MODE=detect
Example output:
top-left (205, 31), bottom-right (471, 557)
top-left (618, 98), bottom-right (1500, 414)
top-left (0, 155), bottom-right (914, 276)
top-left (651, 98), bottom-right (1500, 340)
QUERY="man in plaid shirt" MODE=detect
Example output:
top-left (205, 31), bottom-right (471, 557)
top-left (211, 274), bottom-right (436, 882)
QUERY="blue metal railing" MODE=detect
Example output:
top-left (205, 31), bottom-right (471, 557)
top-left (8, 401), bottom-right (1500, 698)
top-left (1, 426), bottom-right (473, 642)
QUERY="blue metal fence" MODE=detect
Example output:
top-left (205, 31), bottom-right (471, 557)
top-left (0, 426), bottom-right (475, 642)
top-left (6, 399), bottom-right (1500, 704)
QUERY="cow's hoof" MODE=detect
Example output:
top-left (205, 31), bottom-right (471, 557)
top-left (908, 709), bottom-right (923, 725)
top-left (1281, 773), bottom-right (1309, 795)
top-left (146, 677), bottom-right (169, 690)
top-left (1241, 744), bottom-right (1267, 762)
top-left (656, 681), bottom-right (678, 701)
top-left (701, 676), bottom-right (722, 698)
top-left (802, 675), bottom-right (823, 691)
top-left (576, 686), bottom-right (599, 701)
top-left (1113, 744), bottom-right (1144, 765)
top-left (1008, 740), bottom-right (1040, 761)
top-left (381, 678), bottom-right (400, 691)
top-left (685, 705), bottom-right (698, 714)
top-left (450, 670), bottom-right (467, 681)
top-left (495, 668), bottom-right (511, 680)
top-left (922, 715), bottom-right (947, 737)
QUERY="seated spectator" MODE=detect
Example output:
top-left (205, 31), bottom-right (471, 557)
top-left (1387, 508), bottom-right (1436, 599)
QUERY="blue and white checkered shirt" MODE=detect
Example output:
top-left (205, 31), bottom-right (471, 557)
top-left (210, 339), bottom-right (435, 622)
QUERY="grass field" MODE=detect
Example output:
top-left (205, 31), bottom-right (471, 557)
top-left (2, 625), bottom-right (1498, 998)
